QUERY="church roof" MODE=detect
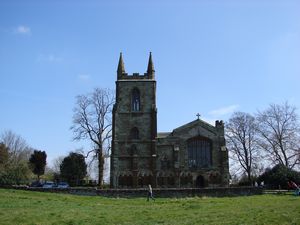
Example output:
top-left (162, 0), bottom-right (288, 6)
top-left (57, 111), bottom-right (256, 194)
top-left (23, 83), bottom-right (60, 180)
top-left (172, 119), bottom-right (217, 135)
top-left (157, 119), bottom-right (218, 139)
top-left (157, 132), bottom-right (171, 138)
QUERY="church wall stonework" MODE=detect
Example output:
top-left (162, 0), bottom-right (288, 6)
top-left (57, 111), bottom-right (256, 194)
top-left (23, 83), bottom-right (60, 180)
top-left (110, 53), bottom-right (229, 188)
top-left (155, 120), bottom-right (229, 188)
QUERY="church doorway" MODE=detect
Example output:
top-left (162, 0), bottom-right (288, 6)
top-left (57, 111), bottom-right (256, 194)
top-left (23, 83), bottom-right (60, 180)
top-left (196, 175), bottom-right (205, 188)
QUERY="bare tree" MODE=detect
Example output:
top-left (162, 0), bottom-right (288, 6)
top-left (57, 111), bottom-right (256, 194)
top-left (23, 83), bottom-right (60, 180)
top-left (0, 130), bottom-right (33, 184)
top-left (71, 88), bottom-right (114, 188)
top-left (226, 112), bottom-right (260, 184)
top-left (1, 130), bottom-right (32, 165)
top-left (52, 156), bottom-right (64, 174)
top-left (256, 102), bottom-right (300, 169)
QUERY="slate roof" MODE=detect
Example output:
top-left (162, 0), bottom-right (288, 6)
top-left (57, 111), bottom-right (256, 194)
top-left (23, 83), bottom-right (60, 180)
top-left (157, 132), bottom-right (172, 138)
top-left (173, 119), bottom-right (216, 133)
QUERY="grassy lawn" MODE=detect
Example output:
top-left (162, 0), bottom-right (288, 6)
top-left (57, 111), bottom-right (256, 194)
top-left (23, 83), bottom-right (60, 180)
top-left (0, 189), bottom-right (299, 225)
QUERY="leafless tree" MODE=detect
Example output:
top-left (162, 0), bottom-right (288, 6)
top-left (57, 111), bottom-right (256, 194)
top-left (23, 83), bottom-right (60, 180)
top-left (1, 130), bottom-right (32, 164)
top-left (0, 130), bottom-right (33, 184)
top-left (256, 102), bottom-right (300, 169)
top-left (226, 112), bottom-right (261, 184)
top-left (52, 156), bottom-right (64, 174)
top-left (71, 88), bottom-right (114, 187)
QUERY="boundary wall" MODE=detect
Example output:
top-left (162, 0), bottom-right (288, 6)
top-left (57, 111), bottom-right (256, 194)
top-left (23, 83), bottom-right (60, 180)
top-left (1, 186), bottom-right (263, 198)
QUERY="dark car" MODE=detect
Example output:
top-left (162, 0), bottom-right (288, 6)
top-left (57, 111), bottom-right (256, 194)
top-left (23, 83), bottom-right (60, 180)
top-left (30, 181), bottom-right (43, 187)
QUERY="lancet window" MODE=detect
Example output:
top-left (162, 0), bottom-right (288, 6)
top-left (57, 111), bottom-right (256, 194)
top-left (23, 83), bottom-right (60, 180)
top-left (131, 88), bottom-right (140, 111)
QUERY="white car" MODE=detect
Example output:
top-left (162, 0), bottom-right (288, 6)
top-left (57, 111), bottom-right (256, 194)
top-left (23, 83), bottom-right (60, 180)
top-left (57, 182), bottom-right (69, 188)
top-left (42, 181), bottom-right (55, 188)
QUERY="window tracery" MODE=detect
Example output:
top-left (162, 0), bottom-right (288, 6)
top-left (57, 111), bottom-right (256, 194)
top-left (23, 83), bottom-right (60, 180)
top-left (188, 137), bottom-right (212, 169)
top-left (132, 88), bottom-right (140, 111)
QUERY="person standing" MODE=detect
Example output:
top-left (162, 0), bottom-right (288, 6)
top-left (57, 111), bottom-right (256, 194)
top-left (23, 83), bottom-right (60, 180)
top-left (290, 181), bottom-right (300, 196)
top-left (147, 184), bottom-right (155, 201)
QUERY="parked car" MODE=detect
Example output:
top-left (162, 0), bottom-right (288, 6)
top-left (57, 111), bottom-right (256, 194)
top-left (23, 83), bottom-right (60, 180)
top-left (57, 182), bottom-right (69, 189)
top-left (30, 181), bottom-right (43, 187)
top-left (43, 181), bottom-right (55, 188)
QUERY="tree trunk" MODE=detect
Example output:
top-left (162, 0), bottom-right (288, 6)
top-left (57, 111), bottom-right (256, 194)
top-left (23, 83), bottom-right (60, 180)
top-left (98, 150), bottom-right (104, 188)
top-left (247, 170), bottom-right (251, 185)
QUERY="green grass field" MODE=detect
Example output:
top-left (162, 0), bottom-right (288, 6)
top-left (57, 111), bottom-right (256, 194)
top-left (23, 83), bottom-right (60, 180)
top-left (0, 189), bottom-right (299, 225)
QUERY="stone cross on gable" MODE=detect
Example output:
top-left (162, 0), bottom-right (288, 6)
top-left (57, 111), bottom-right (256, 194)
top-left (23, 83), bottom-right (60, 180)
top-left (196, 113), bottom-right (201, 120)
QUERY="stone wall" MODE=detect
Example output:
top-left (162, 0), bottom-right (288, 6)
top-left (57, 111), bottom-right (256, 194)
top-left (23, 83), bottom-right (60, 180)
top-left (2, 186), bottom-right (263, 198)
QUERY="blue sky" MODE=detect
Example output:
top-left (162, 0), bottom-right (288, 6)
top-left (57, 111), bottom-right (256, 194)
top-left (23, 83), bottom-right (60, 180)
top-left (1, 0), bottom-right (299, 166)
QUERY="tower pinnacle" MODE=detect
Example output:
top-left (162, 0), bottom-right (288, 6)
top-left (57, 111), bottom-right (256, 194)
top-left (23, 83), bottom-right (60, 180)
top-left (117, 52), bottom-right (125, 78)
top-left (147, 52), bottom-right (155, 79)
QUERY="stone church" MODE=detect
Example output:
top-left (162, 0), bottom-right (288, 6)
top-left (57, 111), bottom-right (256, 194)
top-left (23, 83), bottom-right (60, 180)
top-left (110, 53), bottom-right (229, 188)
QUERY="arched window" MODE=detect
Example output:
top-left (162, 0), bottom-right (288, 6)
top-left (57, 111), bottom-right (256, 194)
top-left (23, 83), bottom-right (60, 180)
top-left (187, 137), bottom-right (212, 169)
top-left (130, 127), bottom-right (139, 139)
top-left (132, 88), bottom-right (140, 111)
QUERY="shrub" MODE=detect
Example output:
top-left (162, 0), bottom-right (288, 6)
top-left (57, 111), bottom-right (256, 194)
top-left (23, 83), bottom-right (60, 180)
top-left (257, 164), bottom-right (300, 189)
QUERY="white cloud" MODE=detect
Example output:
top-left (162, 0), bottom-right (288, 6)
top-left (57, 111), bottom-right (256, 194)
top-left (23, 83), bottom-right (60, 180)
top-left (200, 117), bottom-right (216, 126)
top-left (14, 25), bottom-right (31, 35)
top-left (36, 54), bottom-right (63, 63)
top-left (78, 74), bottom-right (91, 81)
top-left (209, 104), bottom-right (239, 117)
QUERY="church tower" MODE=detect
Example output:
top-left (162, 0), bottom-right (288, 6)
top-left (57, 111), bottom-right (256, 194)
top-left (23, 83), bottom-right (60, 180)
top-left (110, 53), bottom-right (157, 188)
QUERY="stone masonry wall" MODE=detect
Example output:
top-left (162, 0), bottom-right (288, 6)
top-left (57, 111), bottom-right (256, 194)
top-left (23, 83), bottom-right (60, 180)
top-left (2, 186), bottom-right (263, 198)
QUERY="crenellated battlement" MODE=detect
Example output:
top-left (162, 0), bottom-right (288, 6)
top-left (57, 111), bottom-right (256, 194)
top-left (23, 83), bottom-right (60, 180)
top-left (117, 72), bottom-right (154, 80)
top-left (215, 120), bottom-right (224, 128)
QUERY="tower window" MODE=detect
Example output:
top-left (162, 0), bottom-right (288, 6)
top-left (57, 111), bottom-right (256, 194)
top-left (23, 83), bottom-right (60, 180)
top-left (130, 127), bottom-right (139, 139)
top-left (132, 88), bottom-right (140, 111)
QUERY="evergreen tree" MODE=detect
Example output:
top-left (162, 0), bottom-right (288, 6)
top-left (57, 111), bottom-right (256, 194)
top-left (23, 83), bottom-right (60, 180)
top-left (60, 152), bottom-right (87, 186)
top-left (257, 164), bottom-right (300, 189)
top-left (29, 150), bottom-right (47, 180)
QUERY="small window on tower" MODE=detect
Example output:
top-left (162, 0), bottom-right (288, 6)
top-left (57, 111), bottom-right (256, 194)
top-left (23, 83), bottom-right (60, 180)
top-left (130, 127), bottom-right (139, 139)
top-left (132, 88), bottom-right (140, 111)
